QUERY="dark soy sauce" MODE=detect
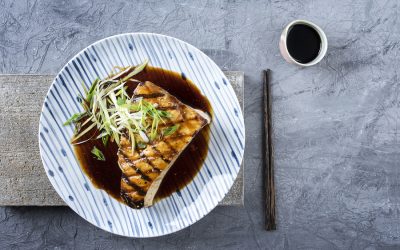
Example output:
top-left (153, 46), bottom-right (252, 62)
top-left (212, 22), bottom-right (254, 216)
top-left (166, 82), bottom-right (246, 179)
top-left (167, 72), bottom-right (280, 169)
top-left (286, 24), bottom-right (321, 63)
top-left (74, 65), bottom-right (212, 203)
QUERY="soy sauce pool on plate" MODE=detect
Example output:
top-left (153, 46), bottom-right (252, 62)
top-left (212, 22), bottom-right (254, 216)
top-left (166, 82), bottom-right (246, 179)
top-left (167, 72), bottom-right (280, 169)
top-left (286, 24), bottom-right (322, 64)
top-left (74, 65), bottom-right (212, 203)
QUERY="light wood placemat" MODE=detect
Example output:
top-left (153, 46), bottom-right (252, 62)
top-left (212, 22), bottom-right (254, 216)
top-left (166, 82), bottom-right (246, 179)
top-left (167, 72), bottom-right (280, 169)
top-left (0, 72), bottom-right (244, 206)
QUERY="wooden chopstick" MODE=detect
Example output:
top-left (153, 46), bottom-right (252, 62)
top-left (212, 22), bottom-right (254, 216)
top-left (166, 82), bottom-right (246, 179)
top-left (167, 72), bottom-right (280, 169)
top-left (263, 69), bottom-right (276, 231)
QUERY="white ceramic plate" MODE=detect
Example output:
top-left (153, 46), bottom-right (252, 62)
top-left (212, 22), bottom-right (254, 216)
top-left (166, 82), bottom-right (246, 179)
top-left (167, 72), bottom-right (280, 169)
top-left (38, 33), bottom-right (245, 237)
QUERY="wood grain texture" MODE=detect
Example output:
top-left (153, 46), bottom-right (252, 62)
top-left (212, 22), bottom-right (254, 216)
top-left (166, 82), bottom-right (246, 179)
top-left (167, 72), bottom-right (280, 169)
top-left (219, 71), bottom-right (244, 206)
top-left (0, 72), bottom-right (244, 206)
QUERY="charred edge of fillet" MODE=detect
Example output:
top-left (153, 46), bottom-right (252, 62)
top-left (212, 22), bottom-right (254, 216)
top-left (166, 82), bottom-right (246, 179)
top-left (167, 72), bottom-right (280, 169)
top-left (156, 105), bottom-right (178, 110)
top-left (135, 93), bottom-right (165, 99)
top-left (135, 167), bottom-right (152, 182)
top-left (121, 174), bottom-right (146, 196)
top-left (121, 190), bottom-right (144, 209)
top-left (121, 155), bottom-right (152, 182)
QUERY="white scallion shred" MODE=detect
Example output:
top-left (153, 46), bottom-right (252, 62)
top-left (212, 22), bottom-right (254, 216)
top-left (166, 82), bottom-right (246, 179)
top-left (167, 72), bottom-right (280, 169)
top-left (70, 59), bottom-right (170, 152)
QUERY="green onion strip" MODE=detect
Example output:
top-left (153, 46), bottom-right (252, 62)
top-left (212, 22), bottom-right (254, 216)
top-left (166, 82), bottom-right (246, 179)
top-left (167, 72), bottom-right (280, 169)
top-left (66, 59), bottom-right (171, 153)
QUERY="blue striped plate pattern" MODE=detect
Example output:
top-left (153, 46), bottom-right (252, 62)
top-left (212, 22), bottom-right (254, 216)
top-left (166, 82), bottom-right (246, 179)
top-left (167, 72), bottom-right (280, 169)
top-left (38, 33), bottom-right (245, 237)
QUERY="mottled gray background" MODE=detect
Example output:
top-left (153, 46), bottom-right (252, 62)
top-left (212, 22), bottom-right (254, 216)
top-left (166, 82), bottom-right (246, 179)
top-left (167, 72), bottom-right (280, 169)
top-left (1, 0), bottom-right (400, 249)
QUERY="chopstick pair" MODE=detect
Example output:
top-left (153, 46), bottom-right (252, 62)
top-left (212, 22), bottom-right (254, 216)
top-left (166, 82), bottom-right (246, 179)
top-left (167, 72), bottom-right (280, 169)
top-left (263, 70), bottom-right (276, 231)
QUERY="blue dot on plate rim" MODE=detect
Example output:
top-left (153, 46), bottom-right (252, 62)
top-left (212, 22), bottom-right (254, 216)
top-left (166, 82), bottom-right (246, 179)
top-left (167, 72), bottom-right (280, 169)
top-left (206, 168), bottom-right (213, 177)
top-left (231, 150), bottom-right (239, 165)
top-left (76, 96), bottom-right (82, 103)
top-left (181, 72), bottom-right (186, 80)
top-left (214, 81), bottom-right (220, 90)
top-left (188, 52), bottom-right (194, 60)
top-left (233, 128), bottom-right (243, 149)
top-left (48, 170), bottom-right (54, 177)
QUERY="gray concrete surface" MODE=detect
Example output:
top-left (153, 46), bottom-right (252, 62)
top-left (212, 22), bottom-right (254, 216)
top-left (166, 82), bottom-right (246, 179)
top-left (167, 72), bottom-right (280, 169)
top-left (0, 0), bottom-right (399, 249)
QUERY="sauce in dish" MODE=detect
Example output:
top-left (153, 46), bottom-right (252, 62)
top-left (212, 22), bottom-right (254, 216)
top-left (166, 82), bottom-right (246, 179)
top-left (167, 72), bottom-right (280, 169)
top-left (72, 65), bottom-right (212, 204)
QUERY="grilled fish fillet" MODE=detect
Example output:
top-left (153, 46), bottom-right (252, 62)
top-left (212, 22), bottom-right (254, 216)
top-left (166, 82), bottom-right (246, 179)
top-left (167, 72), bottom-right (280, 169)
top-left (118, 81), bottom-right (211, 208)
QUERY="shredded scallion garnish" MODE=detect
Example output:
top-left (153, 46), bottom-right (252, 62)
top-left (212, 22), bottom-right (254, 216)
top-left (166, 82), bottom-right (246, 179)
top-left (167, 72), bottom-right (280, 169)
top-left (63, 113), bottom-right (84, 126)
top-left (163, 124), bottom-right (180, 136)
top-left (91, 146), bottom-right (105, 161)
top-left (64, 59), bottom-right (172, 153)
top-left (102, 135), bottom-right (109, 146)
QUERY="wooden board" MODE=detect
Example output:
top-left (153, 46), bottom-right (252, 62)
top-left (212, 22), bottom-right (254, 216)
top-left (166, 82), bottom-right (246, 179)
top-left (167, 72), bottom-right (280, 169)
top-left (0, 72), bottom-right (244, 206)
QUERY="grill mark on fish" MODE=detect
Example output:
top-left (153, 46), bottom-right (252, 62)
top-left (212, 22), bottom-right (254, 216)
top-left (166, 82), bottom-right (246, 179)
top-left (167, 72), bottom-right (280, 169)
top-left (143, 158), bottom-right (162, 172)
top-left (145, 145), bottom-right (171, 164)
top-left (158, 117), bottom-right (204, 131)
top-left (120, 155), bottom-right (152, 182)
top-left (122, 174), bottom-right (146, 196)
top-left (156, 105), bottom-right (178, 110)
top-left (121, 191), bottom-right (144, 208)
top-left (167, 108), bottom-right (208, 124)
top-left (120, 154), bottom-right (136, 166)
top-left (159, 121), bottom-right (184, 128)
top-left (119, 149), bottom-right (135, 160)
top-left (163, 139), bottom-right (179, 155)
top-left (119, 138), bottom-right (171, 168)
top-left (135, 168), bottom-right (152, 182)
top-left (135, 93), bottom-right (165, 99)
top-left (166, 132), bottom-right (196, 141)
top-left (176, 103), bottom-right (183, 120)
